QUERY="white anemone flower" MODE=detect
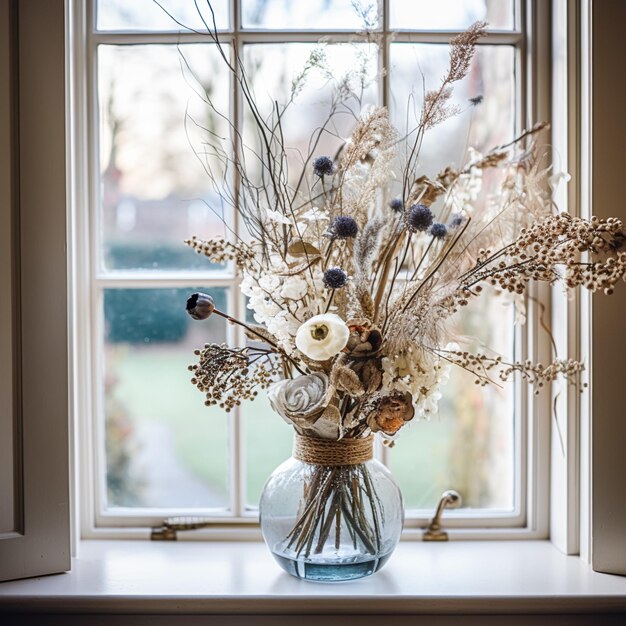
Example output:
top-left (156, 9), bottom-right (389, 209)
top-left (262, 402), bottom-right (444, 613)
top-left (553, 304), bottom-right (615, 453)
top-left (295, 313), bottom-right (349, 360)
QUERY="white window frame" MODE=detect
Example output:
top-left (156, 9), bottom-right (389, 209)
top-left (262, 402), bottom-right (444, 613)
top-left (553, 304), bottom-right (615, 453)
top-left (69, 0), bottom-right (555, 540)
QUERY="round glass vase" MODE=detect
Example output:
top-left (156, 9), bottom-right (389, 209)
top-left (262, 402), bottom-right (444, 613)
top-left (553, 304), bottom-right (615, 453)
top-left (259, 433), bottom-right (404, 582)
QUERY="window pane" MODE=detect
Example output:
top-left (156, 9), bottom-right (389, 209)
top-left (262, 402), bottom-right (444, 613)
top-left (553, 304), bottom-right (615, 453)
top-left (242, 0), bottom-right (377, 29)
top-left (98, 44), bottom-right (231, 271)
top-left (97, 0), bottom-right (228, 31)
top-left (388, 43), bottom-right (516, 512)
top-left (104, 287), bottom-right (230, 509)
top-left (389, 292), bottom-right (516, 511)
top-left (390, 44), bottom-right (515, 173)
top-left (240, 42), bottom-right (377, 505)
top-left (242, 42), bottom-right (378, 190)
top-left (244, 393), bottom-right (292, 508)
top-left (390, 0), bottom-right (514, 30)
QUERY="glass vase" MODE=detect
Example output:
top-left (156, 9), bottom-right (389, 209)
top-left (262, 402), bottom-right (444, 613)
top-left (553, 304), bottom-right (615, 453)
top-left (259, 434), bottom-right (404, 582)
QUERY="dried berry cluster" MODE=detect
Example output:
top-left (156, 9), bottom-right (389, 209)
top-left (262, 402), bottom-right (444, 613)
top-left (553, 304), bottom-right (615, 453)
top-left (459, 213), bottom-right (626, 297)
top-left (440, 349), bottom-right (585, 394)
top-left (185, 236), bottom-right (256, 270)
top-left (189, 343), bottom-right (279, 412)
top-left (498, 358), bottom-right (585, 393)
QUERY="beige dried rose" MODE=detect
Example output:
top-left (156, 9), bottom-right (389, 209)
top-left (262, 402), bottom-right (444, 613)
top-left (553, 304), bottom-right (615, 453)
top-left (267, 372), bottom-right (340, 439)
top-left (366, 392), bottom-right (415, 436)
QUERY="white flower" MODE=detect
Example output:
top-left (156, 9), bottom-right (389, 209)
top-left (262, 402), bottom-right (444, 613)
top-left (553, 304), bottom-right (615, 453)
top-left (258, 273), bottom-right (281, 292)
top-left (295, 313), bottom-right (349, 361)
top-left (280, 276), bottom-right (308, 300)
top-left (265, 208), bottom-right (293, 225)
top-left (300, 207), bottom-right (327, 222)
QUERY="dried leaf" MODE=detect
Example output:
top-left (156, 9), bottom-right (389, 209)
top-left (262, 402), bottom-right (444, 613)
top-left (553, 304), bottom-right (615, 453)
top-left (361, 360), bottom-right (383, 393)
top-left (330, 364), bottom-right (364, 397)
top-left (359, 291), bottom-right (375, 320)
top-left (280, 256), bottom-right (322, 275)
top-left (287, 241), bottom-right (321, 256)
top-left (243, 325), bottom-right (279, 347)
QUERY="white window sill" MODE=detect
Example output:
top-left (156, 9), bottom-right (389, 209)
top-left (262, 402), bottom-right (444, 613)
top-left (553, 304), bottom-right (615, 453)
top-left (1, 540), bottom-right (626, 616)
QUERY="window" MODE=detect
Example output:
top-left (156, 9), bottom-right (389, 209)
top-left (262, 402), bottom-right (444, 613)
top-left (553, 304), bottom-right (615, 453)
top-left (76, 0), bottom-right (550, 536)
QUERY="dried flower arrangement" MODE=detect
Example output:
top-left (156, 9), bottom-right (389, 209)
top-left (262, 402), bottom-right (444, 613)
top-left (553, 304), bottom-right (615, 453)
top-left (177, 10), bottom-right (625, 563)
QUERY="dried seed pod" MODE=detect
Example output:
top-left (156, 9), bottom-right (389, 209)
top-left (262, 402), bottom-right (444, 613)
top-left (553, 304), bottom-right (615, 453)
top-left (186, 292), bottom-right (215, 321)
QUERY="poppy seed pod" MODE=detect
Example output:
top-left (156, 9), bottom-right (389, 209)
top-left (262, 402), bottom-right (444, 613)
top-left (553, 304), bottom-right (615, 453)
top-left (186, 292), bottom-right (215, 320)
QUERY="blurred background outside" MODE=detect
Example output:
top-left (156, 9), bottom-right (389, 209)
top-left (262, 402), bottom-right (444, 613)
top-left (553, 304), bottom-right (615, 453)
top-left (96, 0), bottom-right (518, 514)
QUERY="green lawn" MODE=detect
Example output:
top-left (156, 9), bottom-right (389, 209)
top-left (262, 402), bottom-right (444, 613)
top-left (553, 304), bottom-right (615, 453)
top-left (110, 347), bottom-right (508, 511)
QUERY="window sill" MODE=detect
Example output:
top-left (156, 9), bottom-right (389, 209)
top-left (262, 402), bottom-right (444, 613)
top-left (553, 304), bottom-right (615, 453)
top-left (1, 540), bottom-right (626, 616)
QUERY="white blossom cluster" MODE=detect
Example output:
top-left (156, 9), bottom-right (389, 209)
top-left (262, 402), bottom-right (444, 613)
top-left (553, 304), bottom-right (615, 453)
top-left (240, 264), bottom-right (324, 350)
top-left (381, 346), bottom-right (452, 420)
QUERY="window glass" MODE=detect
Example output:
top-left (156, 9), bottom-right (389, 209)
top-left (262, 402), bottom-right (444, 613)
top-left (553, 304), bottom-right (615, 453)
top-left (104, 287), bottom-right (230, 509)
top-left (240, 41), bottom-right (377, 506)
top-left (97, 0), bottom-right (229, 31)
top-left (244, 394), bottom-right (292, 507)
top-left (90, 0), bottom-right (526, 525)
top-left (390, 0), bottom-right (514, 31)
top-left (389, 44), bottom-right (516, 175)
top-left (242, 42), bottom-right (378, 191)
top-left (387, 43), bottom-right (517, 511)
top-left (98, 44), bottom-right (231, 272)
top-left (390, 292), bottom-right (516, 511)
top-left (242, 0), bottom-right (376, 30)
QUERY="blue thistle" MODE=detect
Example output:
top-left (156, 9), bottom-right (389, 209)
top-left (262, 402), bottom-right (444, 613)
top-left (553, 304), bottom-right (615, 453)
top-left (323, 267), bottom-right (348, 289)
top-left (430, 223), bottom-right (448, 239)
top-left (312, 156), bottom-right (335, 177)
top-left (329, 215), bottom-right (359, 239)
top-left (389, 198), bottom-right (404, 213)
top-left (449, 213), bottom-right (465, 228)
top-left (405, 203), bottom-right (434, 233)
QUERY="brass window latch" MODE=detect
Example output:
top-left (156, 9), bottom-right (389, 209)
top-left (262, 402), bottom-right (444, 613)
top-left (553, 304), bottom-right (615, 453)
top-left (151, 516), bottom-right (214, 540)
top-left (422, 490), bottom-right (462, 541)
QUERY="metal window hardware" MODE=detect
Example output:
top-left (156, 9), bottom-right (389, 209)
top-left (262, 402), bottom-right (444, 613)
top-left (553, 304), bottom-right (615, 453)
top-left (153, 491), bottom-right (463, 541)
top-left (422, 490), bottom-right (462, 541)
top-left (151, 516), bottom-right (214, 540)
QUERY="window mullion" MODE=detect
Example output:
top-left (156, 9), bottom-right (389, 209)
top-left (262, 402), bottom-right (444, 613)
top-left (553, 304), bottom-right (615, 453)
top-left (93, 274), bottom-right (237, 288)
top-left (230, 0), bottom-right (245, 517)
top-left (88, 1), bottom-right (111, 529)
top-left (90, 32), bottom-right (523, 46)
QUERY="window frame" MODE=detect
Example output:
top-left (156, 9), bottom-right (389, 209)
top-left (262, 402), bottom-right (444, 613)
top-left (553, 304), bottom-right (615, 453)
top-left (70, 0), bottom-right (554, 539)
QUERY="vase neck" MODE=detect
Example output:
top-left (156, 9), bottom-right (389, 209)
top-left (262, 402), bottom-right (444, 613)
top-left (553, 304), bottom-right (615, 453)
top-left (293, 433), bottom-right (374, 466)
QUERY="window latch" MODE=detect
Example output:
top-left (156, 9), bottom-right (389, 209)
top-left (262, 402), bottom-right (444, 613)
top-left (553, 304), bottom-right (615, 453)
top-left (151, 516), bottom-right (213, 541)
top-left (422, 490), bottom-right (462, 541)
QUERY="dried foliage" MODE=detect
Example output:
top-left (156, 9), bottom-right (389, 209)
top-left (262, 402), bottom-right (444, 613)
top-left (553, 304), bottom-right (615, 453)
top-left (178, 15), bottom-right (624, 446)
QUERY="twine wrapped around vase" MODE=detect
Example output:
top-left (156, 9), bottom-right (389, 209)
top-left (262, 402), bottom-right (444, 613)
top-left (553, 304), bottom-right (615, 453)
top-left (293, 433), bottom-right (374, 466)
